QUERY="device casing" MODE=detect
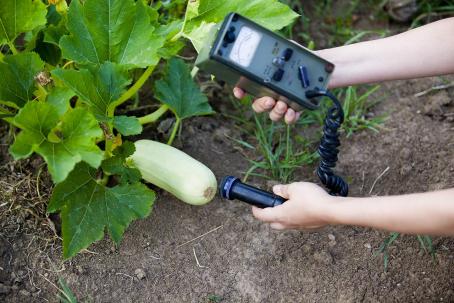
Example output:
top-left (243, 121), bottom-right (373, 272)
top-left (195, 13), bottom-right (335, 111)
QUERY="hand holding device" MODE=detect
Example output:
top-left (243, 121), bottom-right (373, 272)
top-left (195, 13), bottom-right (349, 207)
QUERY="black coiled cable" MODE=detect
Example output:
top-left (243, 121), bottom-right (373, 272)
top-left (306, 90), bottom-right (349, 197)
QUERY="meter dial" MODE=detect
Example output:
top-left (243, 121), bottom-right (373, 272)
top-left (229, 26), bottom-right (262, 68)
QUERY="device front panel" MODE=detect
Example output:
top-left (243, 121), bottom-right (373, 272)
top-left (213, 14), bottom-right (333, 108)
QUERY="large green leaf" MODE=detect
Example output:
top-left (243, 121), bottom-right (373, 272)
top-left (0, 0), bottom-right (47, 47)
top-left (60, 0), bottom-right (165, 68)
top-left (52, 62), bottom-right (131, 118)
top-left (10, 102), bottom-right (104, 183)
top-left (46, 87), bottom-right (75, 116)
top-left (155, 58), bottom-right (213, 120)
top-left (182, 0), bottom-right (299, 52)
top-left (48, 162), bottom-right (155, 259)
top-left (0, 53), bottom-right (44, 108)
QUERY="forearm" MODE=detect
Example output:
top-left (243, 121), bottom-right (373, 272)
top-left (328, 188), bottom-right (454, 236)
top-left (315, 17), bottom-right (454, 88)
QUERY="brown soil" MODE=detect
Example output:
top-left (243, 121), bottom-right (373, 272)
top-left (1, 75), bottom-right (454, 303)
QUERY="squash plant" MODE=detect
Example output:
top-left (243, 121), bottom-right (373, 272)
top-left (0, 0), bottom-right (298, 258)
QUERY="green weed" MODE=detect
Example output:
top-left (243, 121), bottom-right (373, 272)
top-left (207, 294), bottom-right (223, 303)
top-left (301, 85), bottom-right (386, 137)
top-left (226, 96), bottom-right (317, 183)
top-left (375, 233), bottom-right (436, 271)
top-left (242, 115), bottom-right (318, 183)
top-left (58, 278), bottom-right (78, 303)
top-left (374, 231), bottom-right (400, 272)
top-left (411, 0), bottom-right (454, 28)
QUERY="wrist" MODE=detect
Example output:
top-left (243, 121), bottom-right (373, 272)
top-left (323, 196), bottom-right (356, 226)
top-left (314, 48), bottom-right (346, 89)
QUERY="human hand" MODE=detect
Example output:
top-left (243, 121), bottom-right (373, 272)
top-left (233, 87), bottom-right (301, 124)
top-left (251, 182), bottom-right (336, 230)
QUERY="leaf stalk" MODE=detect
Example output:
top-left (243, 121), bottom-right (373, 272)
top-left (109, 64), bottom-right (157, 117)
top-left (138, 104), bottom-right (169, 125)
top-left (167, 117), bottom-right (181, 146)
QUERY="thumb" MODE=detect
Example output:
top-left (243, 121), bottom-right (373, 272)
top-left (273, 184), bottom-right (290, 199)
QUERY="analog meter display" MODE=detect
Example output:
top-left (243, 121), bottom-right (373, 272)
top-left (229, 26), bottom-right (262, 67)
top-left (195, 13), bottom-right (335, 111)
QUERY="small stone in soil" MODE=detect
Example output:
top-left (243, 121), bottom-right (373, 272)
top-left (134, 268), bottom-right (146, 280)
top-left (19, 289), bottom-right (31, 297)
top-left (364, 243), bottom-right (372, 249)
top-left (328, 234), bottom-right (336, 241)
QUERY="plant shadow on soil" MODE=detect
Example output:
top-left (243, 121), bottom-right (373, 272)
top-left (1, 74), bottom-right (454, 302)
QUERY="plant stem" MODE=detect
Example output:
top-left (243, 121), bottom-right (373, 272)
top-left (167, 117), bottom-right (181, 146)
top-left (285, 124), bottom-right (291, 162)
top-left (108, 65), bottom-right (156, 117)
top-left (62, 60), bottom-right (74, 69)
top-left (8, 42), bottom-right (18, 55)
top-left (133, 91), bottom-right (140, 108)
top-left (138, 104), bottom-right (169, 125)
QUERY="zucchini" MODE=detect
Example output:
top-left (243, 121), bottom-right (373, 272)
top-left (130, 139), bottom-right (217, 205)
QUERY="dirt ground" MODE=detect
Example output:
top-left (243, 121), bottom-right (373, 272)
top-left (1, 4), bottom-right (454, 302)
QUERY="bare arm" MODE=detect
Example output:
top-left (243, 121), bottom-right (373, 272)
top-left (234, 17), bottom-right (454, 123)
top-left (252, 183), bottom-right (454, 236)
top-left (319, 17), bottom-right (454, 88)
top-left (331, 188), bottom-right (454, 235)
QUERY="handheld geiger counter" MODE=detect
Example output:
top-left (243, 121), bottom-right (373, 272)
top-left (195, 13), bottom-right (349, 208)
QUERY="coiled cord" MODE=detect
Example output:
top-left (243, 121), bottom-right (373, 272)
top-left (306, 90), bottom-right (349, 197)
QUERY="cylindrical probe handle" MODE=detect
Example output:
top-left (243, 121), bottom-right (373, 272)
top-left (220, 176), bottom-right (286, 208)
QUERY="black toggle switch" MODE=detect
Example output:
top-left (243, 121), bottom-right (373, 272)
top-left (272, 68), bottom-right (285, 81)
top-left (298, 65), bottom-right (310, 88)
top-left (283, 48), bottom-right (293, 61)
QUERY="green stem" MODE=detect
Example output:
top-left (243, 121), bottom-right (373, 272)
top-left (8, 42), bottom-right (18, 55)
top-left (0, 52), bottom-right (4, 61)
top-left (167, 117), bottom-right (181, 146)
top-left (133, 91), bottom-right (140, 108)
top-left (285, 124), bottom-right (290, 162)
top-left (108, 65), bottom-right (156, 117)
top-left (138, 104), bottom-right (169, 125)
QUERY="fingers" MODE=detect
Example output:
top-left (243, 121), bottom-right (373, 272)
top-left (233, 87), bottom-right (300, 123)
top-left (252, 97), bottom-right (276, 113)
top-left (269, 100), bottom-right (288, 121)
top-left (233, 87), bottom-right (245, 99)
top-left (251, 206), bottom-right (283, 223)
top-left (272, 184), bottom-right (290, 199)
